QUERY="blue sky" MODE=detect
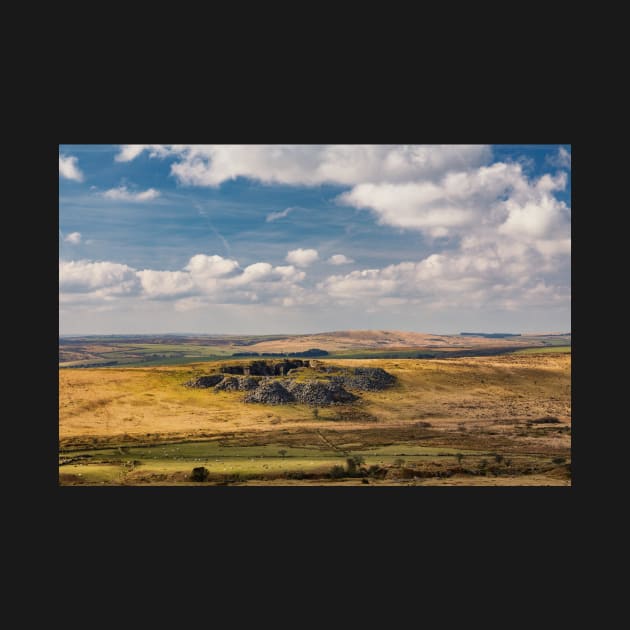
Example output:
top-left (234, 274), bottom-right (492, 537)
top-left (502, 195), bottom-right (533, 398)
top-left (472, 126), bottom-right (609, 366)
top-left (59, 144), bottom-right (571, 335)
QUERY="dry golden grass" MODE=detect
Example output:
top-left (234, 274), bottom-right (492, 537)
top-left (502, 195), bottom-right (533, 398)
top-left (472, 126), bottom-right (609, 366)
top-left (59, 354), bottom-right (570, 455)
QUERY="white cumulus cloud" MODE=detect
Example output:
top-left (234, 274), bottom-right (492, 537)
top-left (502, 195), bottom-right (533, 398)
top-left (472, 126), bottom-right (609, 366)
top-left (286, 248), bottom-right (319, 267)
top-left (114, 144), bottom-right (491, 187)
top-left (319, 220), bottom-right (570, 312)
top-left (60, 254), bottom-right (310, 309)
top-left (137, 270), bottom-right (195, 298)
top-left (338, 162), bottom-right (524, 237)
top-left (273, 265), bottom-right (306, 282)
top-left (101, 186), bottom-right (160, 202)
top-left (184, 254), bottom-right (239, 278)
top-left (546, 146), bottom-right (571, 169)
top-left (59, 154), bottom-right (84, 181)
top-left (59, 260), bottom-right (140, 296)
top-left (338, 162), bottom-right (570, 241)
top-left (64, 232), bottom-right (82, 244)
top-left (328, 254), bottom-right (354, 265)
top-left (115, 144), bottom-right (172, 162)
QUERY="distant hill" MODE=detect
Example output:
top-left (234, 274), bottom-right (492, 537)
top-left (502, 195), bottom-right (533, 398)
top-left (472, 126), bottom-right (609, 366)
top-left (236, 330), bottom-right (534, 353)
top-left (59, 329), bottom-right (571, 368)
top-left (460, 332), bottom-right (521, 338)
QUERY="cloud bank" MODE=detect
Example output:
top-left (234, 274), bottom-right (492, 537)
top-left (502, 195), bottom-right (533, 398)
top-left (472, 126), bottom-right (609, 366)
top-left (115, 144), bottom-right (492, 187)
top-left (60, 254), bottom-right (308, 309)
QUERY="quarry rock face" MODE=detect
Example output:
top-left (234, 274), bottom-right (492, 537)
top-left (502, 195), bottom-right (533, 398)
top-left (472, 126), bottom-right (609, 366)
top-left (183, 374), bottom-right (225, 388)
top-left (220, 359), bottom-right (309, 376)
top-left (183, 360), bottom-right (396, 405)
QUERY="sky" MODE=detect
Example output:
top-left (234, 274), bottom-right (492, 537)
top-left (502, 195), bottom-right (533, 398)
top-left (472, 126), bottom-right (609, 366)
top-left (59, 144), bottom-right (571, 336)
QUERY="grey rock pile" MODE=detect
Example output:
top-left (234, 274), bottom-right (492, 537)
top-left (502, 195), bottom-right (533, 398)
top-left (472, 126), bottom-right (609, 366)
top-left (331, 367), bottom-right (396, 391)
top-left (214, 375), bottom-right (261, 391)
top-left (213, 376), bottom-right (240, 391)
top-left (244, 380), bottom-right (296, 404)
top-left (237, 376), bottom-right (260, 390)
top-left (284, 380), bottom-right (357, 405)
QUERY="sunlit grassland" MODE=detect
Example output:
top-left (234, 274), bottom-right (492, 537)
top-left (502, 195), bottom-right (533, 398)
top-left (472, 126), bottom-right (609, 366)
top-left (60, 440), bottom-right (543, 485)
top-left (59, 353), bottom-right (571, 485)
top-left (513, 346), bottom-right (571, 354)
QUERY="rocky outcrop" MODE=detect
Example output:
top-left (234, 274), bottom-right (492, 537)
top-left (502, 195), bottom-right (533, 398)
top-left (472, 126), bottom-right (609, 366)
top-left (331, 367), bottom-right (396, 391)
top-left (183, 374), bottom-right (225, 388)
top-left (242, 378), bottom-right (356, 406)
top-left (220, 359), bottom-right (309, 376)
top-left (183, 361), bottom-right (396, 404)
top-left (214, 375), bottom-right (261, 391)
top-left (243, 380), bottom-right (296, 404)
top-left (284, 380), bottom-right (357, 405)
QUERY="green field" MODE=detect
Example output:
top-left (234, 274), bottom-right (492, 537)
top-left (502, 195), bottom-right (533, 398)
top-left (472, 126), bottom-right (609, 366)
top-left (59, 342), bottom-right (233, 368)
top-left (59, 439), bottom-right (556, 485)
top-left (513, 346), bottom-right (571, 354)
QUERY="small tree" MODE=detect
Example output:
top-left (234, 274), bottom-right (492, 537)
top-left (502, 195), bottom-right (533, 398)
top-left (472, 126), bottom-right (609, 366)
top-left (346, 458), bottom-right (357, 475)
top-left (329, 465), bottom-right (345, 478)
top-left (456, 453), bottom-right (464, 465)
top-left (312, 407), bottom-right (320, 420)
top-left (278, 449), bottom-right (287, 458)
top-left (494, 453), bottom-right (504, 464)
top-left (393, 458), bottom-right (405, 468)
top-left (191, 466), bottom-right (209, 482)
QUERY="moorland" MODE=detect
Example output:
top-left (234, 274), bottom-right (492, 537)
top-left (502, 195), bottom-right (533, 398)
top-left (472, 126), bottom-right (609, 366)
top-left (59, 330), bottom-right (571, 486)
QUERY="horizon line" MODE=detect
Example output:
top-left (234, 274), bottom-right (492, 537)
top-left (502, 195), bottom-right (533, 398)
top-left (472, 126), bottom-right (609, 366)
top-left (59, 329), bottom-right (571, 338)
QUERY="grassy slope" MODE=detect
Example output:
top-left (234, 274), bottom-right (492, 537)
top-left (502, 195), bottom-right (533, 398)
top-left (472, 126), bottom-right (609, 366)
top-left (59, 354), bottom-right (571, 485)
top-left (513, 346), bottom-right (571, 354)
top-left (59, 354), bottom-right (571, 443)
